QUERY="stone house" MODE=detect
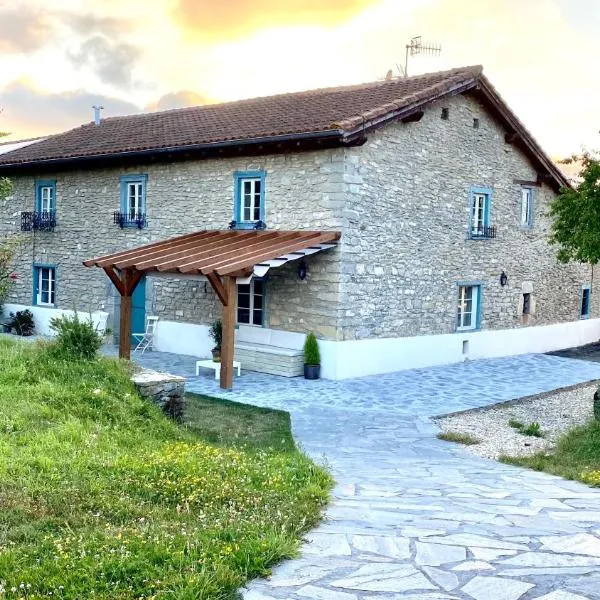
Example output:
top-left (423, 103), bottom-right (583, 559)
top-left (0, 65), bottom-right (596, 380)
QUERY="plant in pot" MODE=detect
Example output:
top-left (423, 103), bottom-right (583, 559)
top-left (303, 332), bottom-right (321, 380)
top-left (209, 319), bottom-right (222, 362)
top-left (9, 309), bottom-right (35, 336)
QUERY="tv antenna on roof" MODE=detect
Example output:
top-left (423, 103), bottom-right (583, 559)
top-left (403, 36), bottom-right (441, 77)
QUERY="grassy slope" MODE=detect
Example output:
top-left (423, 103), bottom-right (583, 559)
top-left (502, 419), bottom-right (600, 486)
top-left (0, 339), bottom-right (331, 599)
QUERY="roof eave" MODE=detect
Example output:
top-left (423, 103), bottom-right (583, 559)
top-left (0, 129), bottom-right (346, 173)
top-left (340, 78), bottom-right (479, 142)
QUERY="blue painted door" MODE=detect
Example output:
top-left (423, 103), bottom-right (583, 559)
top-left (131, 276), bottom-right (146, 344)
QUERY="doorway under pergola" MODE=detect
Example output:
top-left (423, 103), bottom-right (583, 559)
top-left (84, 229), bottom-right (340, 389)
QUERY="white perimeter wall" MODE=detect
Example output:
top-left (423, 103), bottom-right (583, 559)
top-left (3, 304), bottom-right (109, 336)
top-left (320, 318), bottom-right (600, 380)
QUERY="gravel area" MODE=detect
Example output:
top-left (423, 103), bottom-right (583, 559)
top-left (433, 381), bottom-right (597, 459)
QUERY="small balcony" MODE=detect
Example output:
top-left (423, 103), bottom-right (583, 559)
top-left (21, 211), bottom-right (56, 232)
top-left (469, 225), bottom-right (496, 239)
top-left (114, 211), bottom-right (147, 229)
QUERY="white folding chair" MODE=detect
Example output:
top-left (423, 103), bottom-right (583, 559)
top-left (132, 316), bottom-right (159, 354)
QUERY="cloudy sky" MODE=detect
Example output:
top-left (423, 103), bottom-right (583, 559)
top-left (0, 0), bottom-right (598, 157)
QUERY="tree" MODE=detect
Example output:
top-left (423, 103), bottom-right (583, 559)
top-left (549, 151), bottom-right (600, 264)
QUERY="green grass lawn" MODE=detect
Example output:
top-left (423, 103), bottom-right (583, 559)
top-left (502, 419), bottom-right (600, 487)
top-left (0, 339), bottom-right (332, 599)
top-left (184, 393), bottom-right (295, 452)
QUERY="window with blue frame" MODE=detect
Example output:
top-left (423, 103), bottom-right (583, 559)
top-left (33, 265), bottom-right (56, 307)
top-left (35, 180), bottom-right (56, 213)
top-left (233, 171), bottom-right (265, 228)
top-left (469, 186), bottom-right (493, 238)
top-left (457, 283), bottom-right (482, 331)
top-left (119, 175), bottom-right (147, 227)
top-left (580, 285), bottom-right (591, 319)
top-left (520, 187), bottom-right (534, 228)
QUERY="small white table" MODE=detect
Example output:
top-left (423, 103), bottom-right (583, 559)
top-left (196, 359), bottom-right (241, 380)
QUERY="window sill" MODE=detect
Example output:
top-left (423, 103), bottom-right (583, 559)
top-left (232, 222), bottom-right (266, 230)
top-left (455, 327), bottom-right (480, 333)
top-left (580, 314), bottom-right (591, 320)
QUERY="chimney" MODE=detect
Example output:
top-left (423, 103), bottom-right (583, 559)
top-left (92, 105), bottom-right (104, 126)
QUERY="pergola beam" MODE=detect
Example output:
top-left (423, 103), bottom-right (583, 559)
top-left (206, 272), bottom-right (229, 306)
top-left (220, 276), bottom-right (237, 390)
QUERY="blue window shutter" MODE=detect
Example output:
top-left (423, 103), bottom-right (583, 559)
top-left (468, 186), bottom-right (493, 237)
top-left (32, 265), bottom-right (38, 305)
top-left (232, 170), bottom-right (266, 229)
top-left (35, 180), bottom-right (56, 212)
top-left (119, 175), bottom-right (148, 227)
top-left (529, 188), bottom-right (535, 227)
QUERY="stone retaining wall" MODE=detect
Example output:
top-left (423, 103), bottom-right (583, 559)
top-left (131, 368), bottom-right (186, 422)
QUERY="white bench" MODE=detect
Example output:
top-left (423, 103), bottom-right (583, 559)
top-left (234, 342), bottom-right (303, 377)
top-left (196, 359), bottom-right (241, 380)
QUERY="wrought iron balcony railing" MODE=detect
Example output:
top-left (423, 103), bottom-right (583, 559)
top-left (114, 212), bottom-right (147, 229)
top-left (470, 225), bottom-right (496, 239)
top-left (21, 211), bottom-right (56, 232)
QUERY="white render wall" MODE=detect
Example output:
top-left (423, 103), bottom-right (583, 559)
top-left (2, 304), bottom-right (108, 336)
top-left (152, 318), bottom-right (600, 380)
top-left (320, 317), bottom-right (600, 379)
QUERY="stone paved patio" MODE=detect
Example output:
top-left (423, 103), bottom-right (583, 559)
top-left (122, 349), bottom-right (600, 600)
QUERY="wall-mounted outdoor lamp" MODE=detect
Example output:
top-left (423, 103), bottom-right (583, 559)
top-left (298, 260), bottom-right (308, 281)
top-left (500, 271), bottom-right (508, 287)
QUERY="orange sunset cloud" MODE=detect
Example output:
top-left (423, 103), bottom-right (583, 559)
top-left (174, 0), bottom-right (376, 38)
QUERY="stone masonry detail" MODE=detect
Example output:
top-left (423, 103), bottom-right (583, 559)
top-left (339, 93), bottom-right (594, 340)
top-left (1, 150), bottom-right (344, 339)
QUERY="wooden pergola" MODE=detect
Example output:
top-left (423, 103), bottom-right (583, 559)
top-left (83, 229), bottom-right (340, 389)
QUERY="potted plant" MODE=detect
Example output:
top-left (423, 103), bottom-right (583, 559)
top-left (303, 332), bottom-right (321, 380)
top-left (209, 319), bottom-right (222, 362)
top-left (8, 309), bottom-right (35, 336)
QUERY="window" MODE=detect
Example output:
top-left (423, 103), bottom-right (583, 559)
top-left (520, 187), bottom-right (534, 228)
top-left (120, 175), bottom-right (147, 227)
top-left (35, 180), bottom-right (56, 214)
top-left (473, 118), bottom-right (480, 129)
top-left (33, 265), bottom-right (56, 307)
top-left (457, 284), bottom-right (481, 331)
top-left (441, 107), bottom-right (449, 120)
top-left (469, 187), bottom-right (493, 238)
top-left (522, 293), bottom-right (531, 315)
top-left (237, 279), bottom-right (264, 326)
top-left (233, 171), bottom-right (265, 228)
top-left (580, 285), bottom-right (591, 319)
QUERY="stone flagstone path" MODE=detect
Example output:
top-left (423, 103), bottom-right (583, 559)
top-left (126, 350), bottom-right (600, 600)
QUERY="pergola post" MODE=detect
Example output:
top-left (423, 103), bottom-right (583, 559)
top-left (103, 266), bottom-right (143, 360)
top-left (219, 276), bottom-right (236, 390)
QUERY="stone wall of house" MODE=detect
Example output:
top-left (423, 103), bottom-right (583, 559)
top-left (1, 91), bottom-right (591, 347)
top-left (1, 149), bottom-right (345, 340)
top-left (338, 92), bottom-right (595, 341)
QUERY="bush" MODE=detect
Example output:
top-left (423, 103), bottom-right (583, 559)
top-left (49, 312), bottom-right (103, 360)
top-left (303, 332), bottom-right (320, 365)
top-left (8, 309), bottom-right (35, 336)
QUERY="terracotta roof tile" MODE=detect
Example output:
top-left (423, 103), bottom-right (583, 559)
top-left (0, 66), bottom-right (482, 166)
